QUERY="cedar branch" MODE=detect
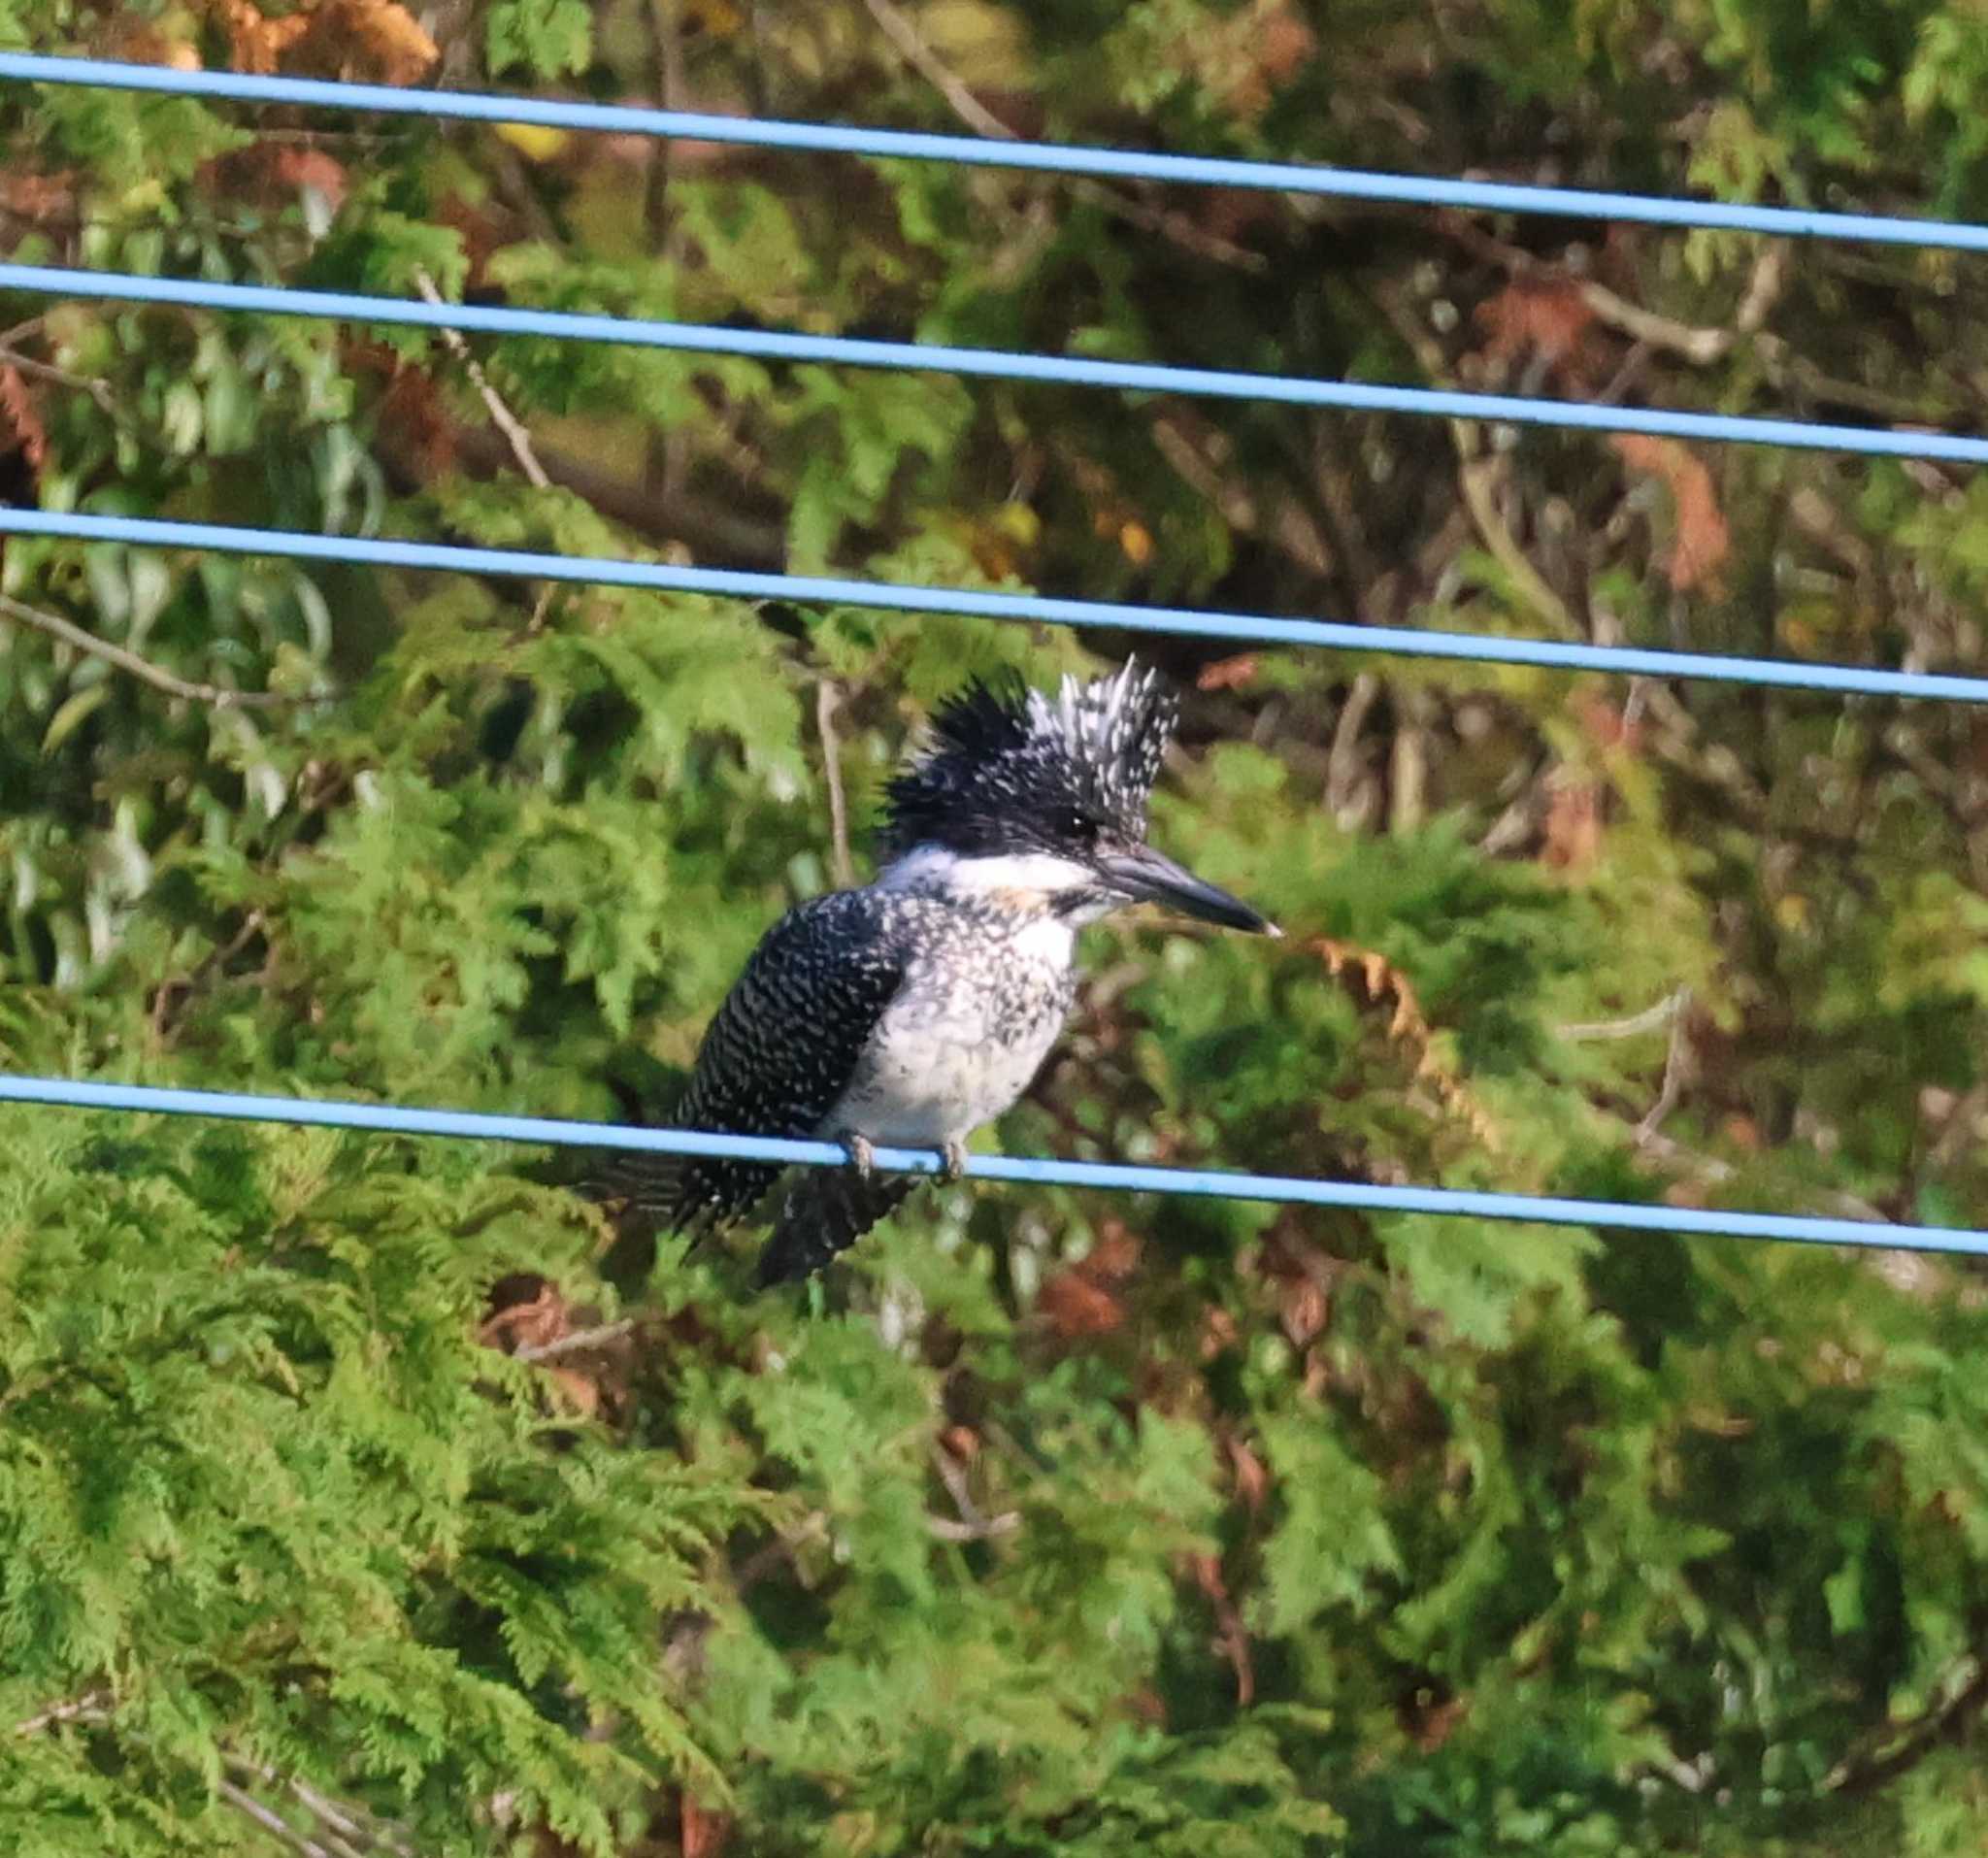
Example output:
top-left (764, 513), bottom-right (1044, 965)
top-left (0, 593), bottom-right (322, 712)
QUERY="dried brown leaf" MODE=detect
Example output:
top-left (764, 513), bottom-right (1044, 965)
top-left (1542, 776), bottom-right (1605, 870)
top-left (1609, 433), bottom-right (1731, 593)
top-left (1037, 1271), bottom-right (1124, 1340)
top-left (1475, 278), bottom-right (1599, 372)
top-left (0, 366), bottom-right (49, 473)
top-left (1308, 937), bottom-right (1502, 1153)
top-left (1226, 1435), bottom-right (1270, 1513)
top-left (213, 0), bottom-right (310, 74)
top-left (682, 1797), bottom-right (731, 1857)
top-left (0, 170), bottom-right (78, 224)
top-left (479, 1279), bottom-right (572, 1355)
top-left (282, 0), bottom-right (439, 84)
top-left (268, 147), bottom-right (348, 211)
top-left (1196, 653), bottom-right (1259, 692)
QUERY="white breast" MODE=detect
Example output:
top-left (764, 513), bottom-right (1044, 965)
top-left (817, 912), bottom-right (1077, 1148)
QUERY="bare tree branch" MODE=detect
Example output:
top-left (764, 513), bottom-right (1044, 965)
top-left (0, 593), bottom-right (323, 712)
top-left (1559, 990), bottom-right (1684, 1042)
top-left (817, 678), bottom-right (855, 887)
top-left (514, 1317), bottom-right (640, 1362)
top-left (412, 270), bottom-right (550, 490)
top-left (223, 1753), bottom-right (417, 1858)
top-left (0, 342), bottom-right (123, 422)
top-left (217, 1777), bottom-right (343, 1858)
top-left (928, 1441), bottom-right (1019, 1542)
top-left (14, 1690), bottom-right (108, 1737)
top-left (858, 0), bottom-right (1265, 271)
top-left (926, 1508), bottom-right (1021, 1543)
top-left (1636, 988), bottom-right (1697, 1143)
top-left (1825, 1654), bottom-right (1988, 1798)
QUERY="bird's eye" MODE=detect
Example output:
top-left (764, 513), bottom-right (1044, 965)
top-left (1063, 810), bottom-right (1094, 842)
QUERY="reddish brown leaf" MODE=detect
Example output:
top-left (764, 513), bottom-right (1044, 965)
top-left (1086, 1223), bottom-right (1142, 1280)
top-left (682, 1797), bottom-right (730, 1858)
top-left (543, 1367), bottom-right (600, 1417)
top-left (0, 170), bottom-right (78, 224)
top-left (1188, 1552), bottom-right (1256, 1706)
top-left (0, 366), bottom-right (49, 474)
top-left (1721, 1114), bottom-right (1764, 1151)
top-left (1308, 937), bottom-right (1502, 1152)
top-left (359, 348), bottom-right (457, 479)
top-left (268, 147), bottom-right (348, 211)
top-left (939, 1424), bottom-right (980, 1462)
top-left (1220, 1), bottom-right (1317, 119)
top-left (1196, 653), bottom-right (1259, 692)
top-left (1123, 1687), bottom-right (1168, 1726)
top-left (1226, 1436), bottom-right (1270, 1513)
top-left (1280, 1277), bottom-right (1329, 1347)
top-left (297, 0), bottom-right (440, 85)
top-left (1577, 694), bottom-right (1643, 754)
top-left (1037, 1271), bottom-right (1124, 1339)
top-left (1199, 1305), bottom-right (1241, 1360)
top-left (214, 0), bottom-right (311, 74)
top-left (1475, 279), bottom-right (1598, 371)
top-left (479, 1278), bottom-right (572, 1355)
top-left (1609, 434), bottom-right (1731, 593)
top-left (1541, 777), bottom-right (1605, 871)
top-left (1401, 1687), bottom-right (1470, 1752)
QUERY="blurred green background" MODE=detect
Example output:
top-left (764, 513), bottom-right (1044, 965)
top-left (4, 0), bottom-right (1988, 1850)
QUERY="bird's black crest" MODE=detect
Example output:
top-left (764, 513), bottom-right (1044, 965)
top-left (879, 660), bottom-right (1178, 859)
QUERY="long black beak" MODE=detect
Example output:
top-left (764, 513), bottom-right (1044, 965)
top-left (1097, 846), bottom-right (1280, 936)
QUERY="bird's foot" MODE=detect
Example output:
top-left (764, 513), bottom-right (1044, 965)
top-left (940, 1138), bottom-right (971, 1183)
top-left (844, 1133), bottom-right (876, 1179)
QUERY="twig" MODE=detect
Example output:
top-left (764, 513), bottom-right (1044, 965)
top-left (15, 1690), bottom-right (108, 1736)
top-left (816, 679), bottom-right (854, 887)
top-left (150, 907), bottom-right (270, 1045)
top-left (926, 1509), bottom-right (1021, 1543)
top-left (0, 342), bottom-right (122, 422)
top-left (0, 592), bottom-right (315, 712)
top-left (1437, 218), bottom-right (1787, 365)
top-left (1825, 1654), bottom-right (1988, 1798)
top-left (19, 1697), bottom-right (414, 1857)
top-left (647, 0), bottom-right (691, 510)
top-left (1635, 1128), bottom-right (1890, 1227)
top-left (858, 0), bottom-right (1264, 271)
top-left (861, 0), bottom-right (1010, 137)
top-left (928, 1440), bottom-right (1019, 1543)
top-left (217, 1776), bottom-right (342, 1858)
top-left (1559, 990), bottom-right (1683, 1043)
top-left (412, 269), bottom-right (555, 627)
top-left (1456, 454), bottom-right (1579, 637)
top-left (411, 270), bottom-right (549, 490)
top-left (1368, 279), bottom-right (1579, 640)
top-left (224, 1754), bottom-right (417, 1858)
top-left (1636, 988), bottom-right (1696, 1144)
top-left (514, 1317), bottom-right (639, 1362)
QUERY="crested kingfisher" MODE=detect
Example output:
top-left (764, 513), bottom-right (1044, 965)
top-left (608, 659), bottom-right (1277, 1284)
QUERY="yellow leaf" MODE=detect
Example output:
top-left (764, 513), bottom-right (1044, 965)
top-left (494, 121), bottom-right (573, 163)
top-left (43, 683), bottom-right (111, 754)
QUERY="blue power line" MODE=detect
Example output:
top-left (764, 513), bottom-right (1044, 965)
top-left (4, 51), bottom-right (1987, 254)
top-left (1, 1073), bottom-right (1976, 1256)
top-left (4, 58), bottom-right (1985, 1259)
top-left (3, 261), bottom-right (1985, 465)
top-left (6, 506), bottom-right (1985, 703)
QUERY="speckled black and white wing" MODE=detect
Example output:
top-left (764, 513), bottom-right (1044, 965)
top-left (607, 889), bottom-right (911, 1235)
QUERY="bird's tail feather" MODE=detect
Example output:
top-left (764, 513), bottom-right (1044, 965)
top-left (754, 1169), bottom-right (921, 1286)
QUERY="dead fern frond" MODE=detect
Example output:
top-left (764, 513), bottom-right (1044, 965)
top-left (1307, 937), bottom-right (1503, 1154)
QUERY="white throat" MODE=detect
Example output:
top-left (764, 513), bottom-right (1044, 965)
top-left (878, 845), bottom-right (1118, 924)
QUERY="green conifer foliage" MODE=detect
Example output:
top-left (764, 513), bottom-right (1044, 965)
top-left (3, 0), bottom-right (1988, 1851)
